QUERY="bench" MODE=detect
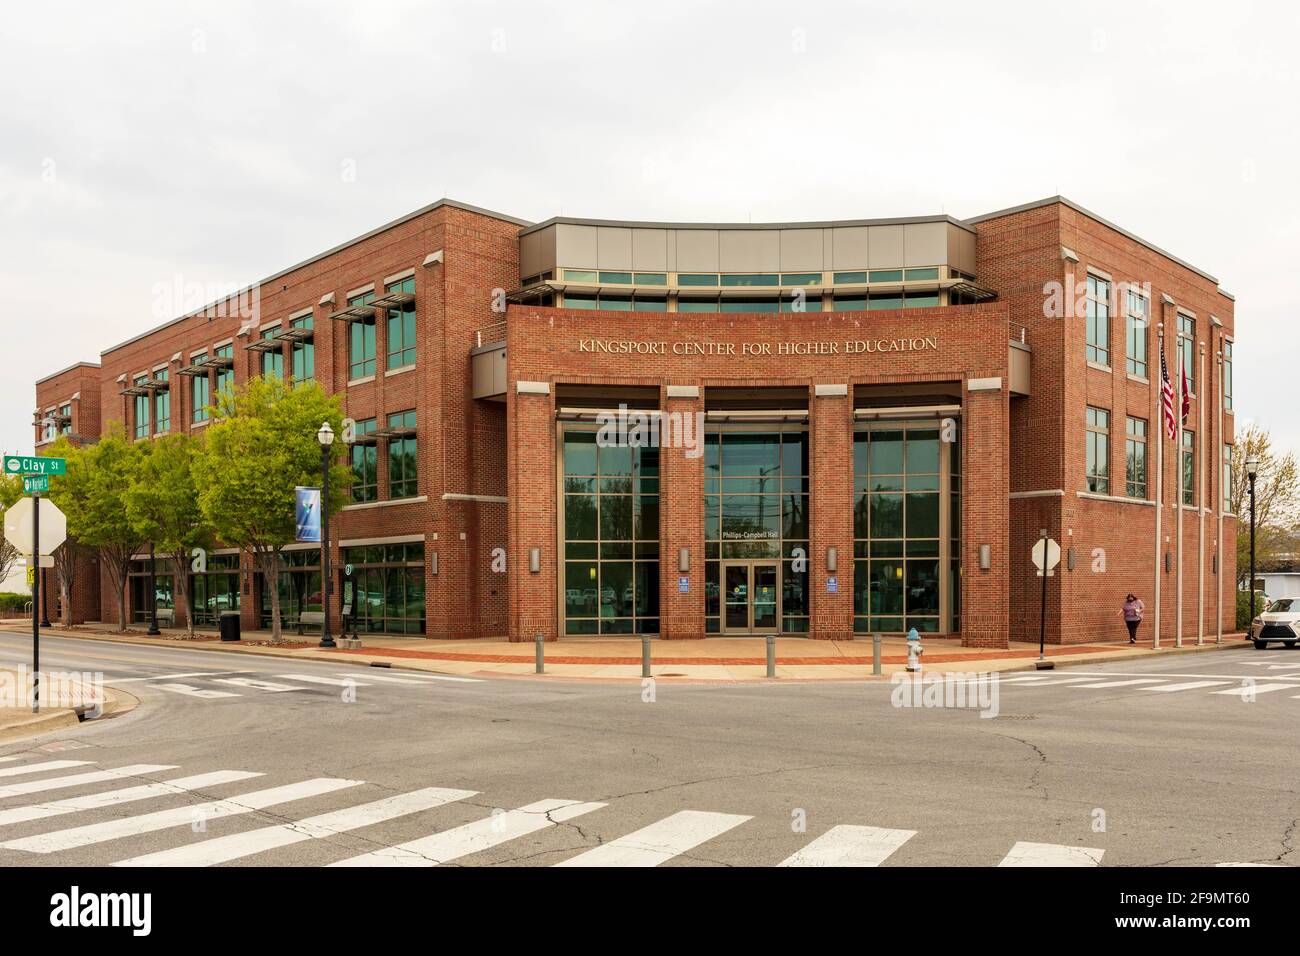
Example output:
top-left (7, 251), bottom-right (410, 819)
top-left (155, 608), bottom-right (174, 628)
top-left (297, 611), bottom-right (325, 635)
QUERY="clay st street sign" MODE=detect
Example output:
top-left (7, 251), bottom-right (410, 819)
top-left (3, 455), bottom-right (67, 477)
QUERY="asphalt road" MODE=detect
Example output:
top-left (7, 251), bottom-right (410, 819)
top-left (0, 631), bottom-right (1295, 867)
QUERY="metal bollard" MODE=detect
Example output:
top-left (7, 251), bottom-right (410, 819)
top-left (641, 634), bottom-right (651, 678)
top-left (872, 633), bottom-right (882, 676)
top-left (535, 632), bottom-right (544, 674)
top-left (766, 634), bottom-right (776, 678)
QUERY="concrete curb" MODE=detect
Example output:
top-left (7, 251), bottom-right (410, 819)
top-left (0, 708), bottom-right (80, 742)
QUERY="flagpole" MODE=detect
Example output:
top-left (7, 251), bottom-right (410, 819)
top-left (1197, 339), bottom-right (1206, 645)
top-left (1215, 334), bottom-right (1224, 644)
top-left (1176, 319), bottom-right (1185, 648)
top-left (1154, 322), bottom-right (1165, 651)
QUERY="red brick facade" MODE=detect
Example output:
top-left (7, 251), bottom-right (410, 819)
top-left (32, 196), bottom-right (1236, 648)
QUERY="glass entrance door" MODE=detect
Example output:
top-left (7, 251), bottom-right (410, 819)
top-left (721, 561), bottom-right (780, 634)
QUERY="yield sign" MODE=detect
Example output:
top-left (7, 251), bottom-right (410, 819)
top-left (3, 497), bottom-right (68, 556)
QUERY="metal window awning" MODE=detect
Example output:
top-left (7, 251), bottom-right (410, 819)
top-left (176, 354), bottom-right (234, 376)
top-left (371, 291), bottom-right (415, 309)
top-left (329, 304), bottom-right (377, 321)
top-left (947, 280), bottom-right (997, 302)
top-left (369, 425), bottom-right (417, 440)
top-left (506, 282), bottom-right (558, 304)
top-left (555, 405), bottom-right (661, 422)
top-left (704, 409), bottom-right (809, 423)
top-left (349, 431), bottom-right (379, 445)
top-left (853, 404), bottom-right (962, 420)
top-left (275, 326), bottom-right (314, 343)
top-left (243, 337), bottom-right (283, 353)
top-left (120, 380), bottom-right (165, 396)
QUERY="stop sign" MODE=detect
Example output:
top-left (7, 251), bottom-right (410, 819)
top-left (3, 497), bottom-right (68, 556)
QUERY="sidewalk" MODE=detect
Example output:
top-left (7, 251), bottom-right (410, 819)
top-left (0, 665), bottom-right (137, 742)
top-left (0, 622), bottom-right (1249, 683)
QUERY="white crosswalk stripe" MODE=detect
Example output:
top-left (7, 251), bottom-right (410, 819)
top-left (108, 671), bottom-right (254, 684)
top-left (778, 825), bottom-right (916, 867)
top-left (1142, 680), bottom-right (1232, 693)
top-left (330, 798), bottom-right (607, 867)
top-left (1003, 677), bottom-right (1108, 687)
top-left (112, 786), bottom-right (477, 867)
top-left (556, 810), bottom-right (751, 867)
top-left (0, 777), bottom-right (363, 853)
top-left (0, 764), bottom-right (177, 799)
top-left (273, 674), bottom-right (371, 688)
top-left (0, 771), bottom-right (262, 826)
top-left (1211, 683), bottom-right (1296, 698)
top-left (998, 841), bottom-right (1104, 867)
top-left (0, 760), bottom-right (93, 779)
top-left (0, 756), bottom-right (24, 764)
top-left (211, 677), bottom-right (302, 693)
top-left (1068, 679), bottom-right (1168, 689)
top-left (335, 672), bottom-right (437, 685)
top-left (156, 683), bottom-right (240, 699)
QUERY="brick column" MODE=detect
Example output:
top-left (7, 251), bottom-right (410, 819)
top-left (507, 381), bottom-right (557, 642)
top-left (810, 385), bottom-right (854, 640)
top-left (962, 382), bottom-right (1010, 648)
top-left (659, 385), bottom-right (705, 639)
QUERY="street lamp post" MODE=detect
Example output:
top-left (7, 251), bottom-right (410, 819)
top-left (1246, 455), bottom-right (1259, 628)
top-left (147, 542), bottom-right (160, 636)
top-left (317, 422), bottom-right (336, 649)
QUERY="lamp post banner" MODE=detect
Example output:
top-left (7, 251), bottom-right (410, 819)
top-left (295, 486), bottom-right (321, 543)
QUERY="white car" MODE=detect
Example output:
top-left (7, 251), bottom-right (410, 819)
top-left (1249, 598), bottom-right (1300, 649)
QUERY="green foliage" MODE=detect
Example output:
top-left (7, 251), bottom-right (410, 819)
top-left (0, 472), bottom-right (21, 583)
top-left (195, 376), bottom-right (351, 551)
top-left (1237, 589), bottom-right (1271, 631)
top-left (59, 429), bottom-right (144, 552)
top-left (126, 433), bottom-right (210, 554)
top-left (194, 376), bottom-right (351, 640)
top-left (49, 428), bottom-right (145, 630)
top-left (0, 593), bottom-right (30, 612)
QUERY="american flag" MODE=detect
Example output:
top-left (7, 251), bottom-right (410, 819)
top-left (1160, 344), bottom-right (1177, 439)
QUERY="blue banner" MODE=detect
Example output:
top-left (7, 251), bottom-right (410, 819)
top-left (295, 486), bottom-right (321, 543)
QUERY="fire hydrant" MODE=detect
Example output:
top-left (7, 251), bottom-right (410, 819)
top-left (906, 627), bottom-right (924, 672)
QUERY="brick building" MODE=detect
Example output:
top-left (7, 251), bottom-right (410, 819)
top-left (32, 196), bottom-right (1237, 647)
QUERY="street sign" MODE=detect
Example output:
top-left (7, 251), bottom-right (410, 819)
top-left (3, 497), bottom-right (67, 556)
top-left (26, 568), bottom-right (34, 587)
top-left (3, 455), bottom-right (66, 476)
top-left (22, 475), bottom-right (49, 494)
top-left (1030, 536), bottom-right (1061, 577)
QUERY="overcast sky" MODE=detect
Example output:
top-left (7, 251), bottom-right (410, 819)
top-left (2, 0), bottom-right (1296, 458)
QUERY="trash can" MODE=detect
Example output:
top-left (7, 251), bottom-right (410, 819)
top-left (219, 611), bottom-right (241, 642)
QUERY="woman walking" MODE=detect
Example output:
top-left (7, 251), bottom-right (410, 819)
top-left (1121, 593), bottom-right (1145, 644)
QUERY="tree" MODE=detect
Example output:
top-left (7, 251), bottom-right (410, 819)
top-left (59, 428), bottom-right (146, 631)
top-left (0, 472), bottom-right (21, 590)
top-left (1230, 424), bottom-right (1300, 587)
top-left (41, 437), bottom-right (90, 626)
top-left (193, 376), bottom-right (350, 642)
top-left (126, 433), bottom-right (213, 638)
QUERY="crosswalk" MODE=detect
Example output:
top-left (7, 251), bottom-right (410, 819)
top-left (105, 668), bottom-right (480, 702)
top-left (0, 754), bottom-right (1281, 868)
top-left (996, 669), bottom-right (1300, 701)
